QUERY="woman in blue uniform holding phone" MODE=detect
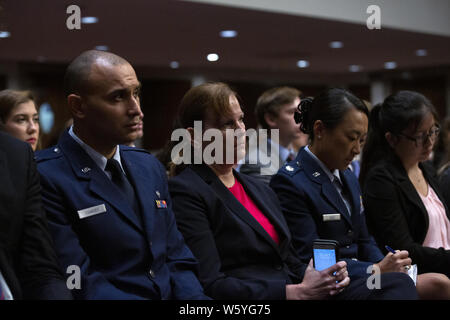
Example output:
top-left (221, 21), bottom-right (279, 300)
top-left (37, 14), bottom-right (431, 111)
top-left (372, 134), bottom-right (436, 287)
top-left (270, 88), bottom-right (444, 299)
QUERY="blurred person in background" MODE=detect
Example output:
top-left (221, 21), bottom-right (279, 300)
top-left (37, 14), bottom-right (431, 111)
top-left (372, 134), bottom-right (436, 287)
top-left (239, 87), bottom-right (302, 184)
top-left (0, 89), bottom-right (40, 151)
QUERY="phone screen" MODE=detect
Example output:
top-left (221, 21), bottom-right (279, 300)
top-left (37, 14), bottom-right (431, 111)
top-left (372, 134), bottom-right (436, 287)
top-left (313, 248), bottom-right (336, 271)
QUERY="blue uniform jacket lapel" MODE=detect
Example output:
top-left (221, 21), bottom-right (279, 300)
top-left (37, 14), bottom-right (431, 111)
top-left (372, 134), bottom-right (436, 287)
top-left (58, 131), bottom-right (144, 233)
top-left (120, 152), bottom-right (155, 238)
top-left (299, 150), bottom-right (353, 227)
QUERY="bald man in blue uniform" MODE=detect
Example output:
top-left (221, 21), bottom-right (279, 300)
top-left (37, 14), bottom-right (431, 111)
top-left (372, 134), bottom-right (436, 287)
top-left (36, 50), bottom-right (207, 300)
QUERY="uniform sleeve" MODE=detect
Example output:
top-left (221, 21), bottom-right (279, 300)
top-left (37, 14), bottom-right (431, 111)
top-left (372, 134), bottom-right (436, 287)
top-left (156, 164), bottom-right (209, 300)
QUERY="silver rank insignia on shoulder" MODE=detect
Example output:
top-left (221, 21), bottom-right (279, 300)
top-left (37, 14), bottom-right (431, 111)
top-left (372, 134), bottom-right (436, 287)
top-left (312, 172), bottom-right (320, 177)
top-left (81, 167), bottom-right (91, 173)
top-left (286, 165), bottom-right (294, 172)
top-left (155, 191), bottom-right (161, 198)
top-left (53, 147), bottom-right (60, 153)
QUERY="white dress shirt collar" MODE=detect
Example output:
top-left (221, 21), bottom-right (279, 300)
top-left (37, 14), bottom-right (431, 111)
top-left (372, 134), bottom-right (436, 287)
top-left (68, 126), bottom-right (124, 173)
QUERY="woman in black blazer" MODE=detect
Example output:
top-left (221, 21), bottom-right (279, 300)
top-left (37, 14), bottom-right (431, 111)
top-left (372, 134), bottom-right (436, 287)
top-left (164, 82), bottom-right (352, 300)
top-left (360, 91), bottom-right (450, 298)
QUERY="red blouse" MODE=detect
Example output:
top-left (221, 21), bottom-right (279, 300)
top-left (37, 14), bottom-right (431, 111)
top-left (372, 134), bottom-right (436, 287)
top-left (228, 179), bottom-right (280, 245)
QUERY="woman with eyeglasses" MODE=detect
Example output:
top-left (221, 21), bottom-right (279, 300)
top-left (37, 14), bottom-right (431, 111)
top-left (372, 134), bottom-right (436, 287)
top-left (360, 90), bottom-right (450, 298)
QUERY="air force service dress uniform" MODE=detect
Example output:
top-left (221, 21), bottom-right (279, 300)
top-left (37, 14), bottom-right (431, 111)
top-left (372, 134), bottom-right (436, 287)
top-left (35, 130), bottom-right (207, 300)
top-left (270, 147), bottom-right (386, 278)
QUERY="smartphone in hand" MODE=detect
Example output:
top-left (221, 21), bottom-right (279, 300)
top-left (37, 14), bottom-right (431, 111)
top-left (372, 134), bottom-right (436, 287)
top-left (313, 239), bottom-right (339, 271)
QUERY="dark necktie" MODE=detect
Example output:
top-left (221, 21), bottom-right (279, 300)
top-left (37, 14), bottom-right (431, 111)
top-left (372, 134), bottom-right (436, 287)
top-left (0, 284), bottom-right (4, 300)
top-left (105, 158), bottom-right (140, 215)
top-left (333, 174), bottom-right (352, 216)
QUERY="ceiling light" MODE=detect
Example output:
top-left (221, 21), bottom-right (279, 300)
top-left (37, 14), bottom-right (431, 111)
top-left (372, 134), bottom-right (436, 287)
top-left (94, 45), bottom-right (109, 51)
top-left (384, 61), bottom-right (397, 69)
top-left (349, 65), bottom-right (361, 72)
top-left (0, 31), bottom-right (11, 38)
top-left (329, 41), bottom-right (343, 49)
top-left (220, 30), bottom-right (238, 38)
top-left (170, 61), bottom-right (180, 69)
top-left (297, 60), bottom-right (309, 68)
top-left (207, 53), bottom-right (219, 62)
top-left (81, 16), bottom-right (98, 24)
top-left (415, 49), bottom-right (427, 56)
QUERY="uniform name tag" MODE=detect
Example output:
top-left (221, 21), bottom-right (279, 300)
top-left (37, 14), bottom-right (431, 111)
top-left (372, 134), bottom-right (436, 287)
top-left (323, 213), bottom-right (341, 222)
top-left (77, 204), bottom-right (106, 219)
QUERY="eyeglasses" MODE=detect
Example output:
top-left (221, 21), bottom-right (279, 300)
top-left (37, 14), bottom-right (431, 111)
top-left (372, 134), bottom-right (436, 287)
top-left (398, 126), bottom-right (440, 147)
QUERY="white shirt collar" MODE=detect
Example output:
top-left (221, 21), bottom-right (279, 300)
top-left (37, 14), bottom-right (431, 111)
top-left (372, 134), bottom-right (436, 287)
top-left (68, 126), bottom-right (123, 173)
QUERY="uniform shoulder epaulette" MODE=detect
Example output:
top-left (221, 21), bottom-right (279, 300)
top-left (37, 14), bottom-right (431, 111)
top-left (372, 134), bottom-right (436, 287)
top-left (35, 146), bottom-right (63, 163)
top-left (280, 160), bottom-right (302, 176)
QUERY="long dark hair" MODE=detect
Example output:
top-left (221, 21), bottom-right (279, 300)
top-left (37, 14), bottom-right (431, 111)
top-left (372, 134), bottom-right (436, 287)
top-left (296, 88), bottom-right (368, 143)
top-left (359, 90), bottom-right (438, 186)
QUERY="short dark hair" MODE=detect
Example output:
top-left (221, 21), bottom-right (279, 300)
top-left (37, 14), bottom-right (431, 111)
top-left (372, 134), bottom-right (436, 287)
top-left (63, 50), bottom-right (129, 96)
top-left (255, 86), bottom-right (301, 129)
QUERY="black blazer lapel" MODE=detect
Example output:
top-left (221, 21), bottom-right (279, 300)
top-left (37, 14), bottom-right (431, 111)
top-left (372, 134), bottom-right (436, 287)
top-left (421, 162), bottom-right (450, 221)
top-left (190, 165), bottom-right (282, 253)
top-left (235, 172), bottom-right (291, 248)
top-left (387, 157), bottom-right (430, 228)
